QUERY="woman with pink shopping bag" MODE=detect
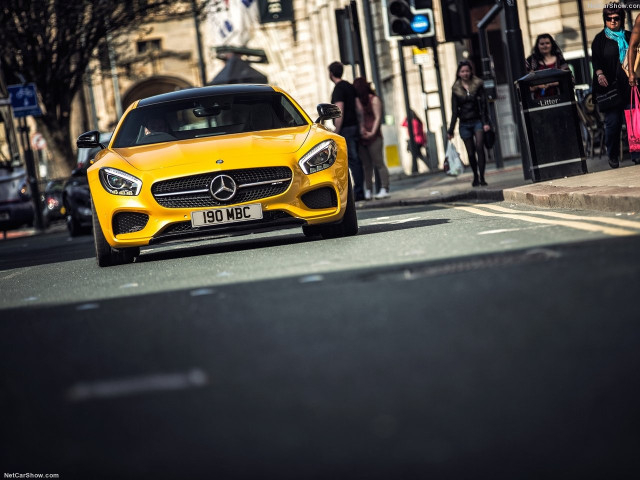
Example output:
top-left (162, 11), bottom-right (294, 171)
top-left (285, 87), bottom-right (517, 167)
top-left (625, 12), bottom-right (640, 160)
top-left (625, 86), bottom-right (640, 152)
top-left (592, 3), bottom-right (640, 168)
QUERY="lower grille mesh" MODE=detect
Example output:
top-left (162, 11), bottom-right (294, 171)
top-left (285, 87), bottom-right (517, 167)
top-left (301, 187), bottom-right (338, 209)
top-left (113, 212), bottom-right (149, 235)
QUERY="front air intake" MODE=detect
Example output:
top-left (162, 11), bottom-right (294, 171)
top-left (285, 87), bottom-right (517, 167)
top-left (113, 212), bottom-right (149, 235)
top-left (301, 187), bottom-right (338, 209)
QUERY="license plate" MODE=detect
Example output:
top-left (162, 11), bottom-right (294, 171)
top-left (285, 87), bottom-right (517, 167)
top-left (191, 203), bottom-right (263, 227)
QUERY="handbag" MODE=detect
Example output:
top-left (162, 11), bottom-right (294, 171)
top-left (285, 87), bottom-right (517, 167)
top-left (625, 85), bottom-right (640, 152)
top-left (596, 82), bottom-right (622, 112)
top-left (444, 141), bottom-right (464, 176)
top-left (484, 127), bottom-right (496, 149)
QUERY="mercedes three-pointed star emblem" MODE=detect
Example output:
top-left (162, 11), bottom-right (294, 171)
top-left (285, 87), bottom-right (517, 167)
top-left (210, 174), bottom-right (237, 201)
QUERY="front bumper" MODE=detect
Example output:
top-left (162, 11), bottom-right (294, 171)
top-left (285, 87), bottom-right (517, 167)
top-left (90, 163), bottom-right (349, 248)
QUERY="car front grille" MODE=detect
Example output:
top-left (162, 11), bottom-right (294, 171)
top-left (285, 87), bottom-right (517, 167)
top-left (151, 167), bottom-right (293, 208)
top-left (113, 212), bottom-right (149, 235)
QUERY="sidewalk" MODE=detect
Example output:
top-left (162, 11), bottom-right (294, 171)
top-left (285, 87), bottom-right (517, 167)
top-left (359, 155), bottom-right (640, 213)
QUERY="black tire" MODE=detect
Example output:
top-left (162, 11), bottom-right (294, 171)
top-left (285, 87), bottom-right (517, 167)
top-left (336, 179), bottom-right (359, 237)
top-left (315, 177), bottom-right (359, 239)
top-left (302, 224), bottom-right (322, 238)
top-left (91, 199), bottom-right (138, 267)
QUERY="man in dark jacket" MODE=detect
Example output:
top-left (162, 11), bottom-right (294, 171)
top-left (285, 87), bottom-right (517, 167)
top-left (329, 61), bottom-right (365, 201)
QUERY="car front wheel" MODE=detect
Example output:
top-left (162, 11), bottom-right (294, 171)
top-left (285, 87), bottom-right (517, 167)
top-left (92, 199), bottom-right (139, 267)
top-left (304, 176), bottom-right (358, 239)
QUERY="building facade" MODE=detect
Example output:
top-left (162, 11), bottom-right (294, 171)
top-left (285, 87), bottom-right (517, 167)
top-left (70, 0), bottom-right (638, 176)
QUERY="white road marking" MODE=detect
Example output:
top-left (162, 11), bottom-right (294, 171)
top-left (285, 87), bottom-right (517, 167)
top-left (119, 282), bottom-right (139, 289)
top-left (67, 368), bottom-right (209, 402)
top-left (478, 225), bottom-right (552, 235)
top-left (76, 303), bottom-right (100, 310)
top-left (1, 271), bottom-right (24, 280)
top-left (190, 288), bottom-right (215, 296)
top-left (480, 228), bottom-right (525, 235)
top-left (390, 216), bottom-right (422, 224)
top-left (455, 205), bottom-right (638, 236)
top-left (370, 216), bottom-right (422, 225)
top-left (299, 274), bottom-right (324, 283)
top-left (471, 204), bottom-right (640, 229)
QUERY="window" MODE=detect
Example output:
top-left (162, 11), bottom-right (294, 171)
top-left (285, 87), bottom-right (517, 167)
top-left (112, 92), bottom-right (309, 148)
top-left (137, 39), bottom-right (162, 55)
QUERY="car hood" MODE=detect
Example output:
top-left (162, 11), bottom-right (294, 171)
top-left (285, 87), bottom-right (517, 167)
top-left (114, 127), bottom-right (311, 172)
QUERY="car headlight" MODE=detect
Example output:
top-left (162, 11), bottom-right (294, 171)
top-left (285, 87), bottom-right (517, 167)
top-left (99, 167), bottom-right (142, 196)
top-left (298, 140), bottom-right (337, 174)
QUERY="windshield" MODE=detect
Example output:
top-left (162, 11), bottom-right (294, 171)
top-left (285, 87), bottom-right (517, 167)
top-left (112, 92), bottom-right (308, 148)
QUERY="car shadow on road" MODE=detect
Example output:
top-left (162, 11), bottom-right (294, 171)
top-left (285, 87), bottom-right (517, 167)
top-left (134, 217), bottom-right (451, 265)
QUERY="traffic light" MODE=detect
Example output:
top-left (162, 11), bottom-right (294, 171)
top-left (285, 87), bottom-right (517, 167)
top-left (440, 0), bottom-right (472, 42)
top-left (383, 0), bottom-right (435, 41)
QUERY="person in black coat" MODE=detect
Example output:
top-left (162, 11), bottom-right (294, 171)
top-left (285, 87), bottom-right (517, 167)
top-left (591, 3), bottom-right (640, 168)
top-left (447, 60), bottom-right (491, 186)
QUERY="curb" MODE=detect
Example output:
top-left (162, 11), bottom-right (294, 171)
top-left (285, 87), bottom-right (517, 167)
top-left (502, 186), bottom-right (640, 213)
top-left (357, 188), bottom-right (505, 210)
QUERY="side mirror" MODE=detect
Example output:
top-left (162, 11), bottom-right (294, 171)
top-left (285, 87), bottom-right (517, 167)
top-left (315, 103), bottom-right (342, 123)
top-left (77, 130), bottom-right (104, 149)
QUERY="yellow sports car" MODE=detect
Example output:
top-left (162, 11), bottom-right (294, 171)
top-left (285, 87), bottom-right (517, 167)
top-left (77, 84), bottom-right (358, 266)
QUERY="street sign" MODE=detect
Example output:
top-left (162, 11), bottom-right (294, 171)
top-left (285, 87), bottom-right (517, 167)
top-left (7, 83), bottom-right (42, 118)
top-left (31, 132), bottom-right (47, 151)
top-left (258, 0), bottom-right (294, 23)
top-left (412, 46), bottom-right (432, 66)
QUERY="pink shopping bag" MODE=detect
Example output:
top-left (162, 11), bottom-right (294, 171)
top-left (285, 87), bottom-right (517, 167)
top-left (625, 85), bottom-right (640, 152)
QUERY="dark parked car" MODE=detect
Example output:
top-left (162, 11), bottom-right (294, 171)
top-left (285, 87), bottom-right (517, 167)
top-left (0, 164), bottom-right (34, 235)
top-left (63, 132), bottom-right (112, 236)
top-left (41, 179), bottom-right (65, 228)
top-left (63, 169), bottom-right (92, 236)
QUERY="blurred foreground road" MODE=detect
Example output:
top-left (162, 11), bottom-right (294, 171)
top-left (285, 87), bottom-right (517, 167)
top-left (1, 202), bottom-right (640, 479)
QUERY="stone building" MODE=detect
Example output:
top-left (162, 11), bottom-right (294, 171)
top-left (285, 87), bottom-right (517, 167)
top-left (72, 0), bottom-right (639, 175)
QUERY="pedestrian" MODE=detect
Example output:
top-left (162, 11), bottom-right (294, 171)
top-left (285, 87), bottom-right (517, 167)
top-left (402, 110), bottom-right (429, 170)
top-left (447, 60), bottom-right (491, 187)
top-left (525, 33), bottom-right (570, 98)
top-left (328, 61), bottom-right (365, 201)
top-left (627, 12), bottom-right (640, 85)
top-left (353, 77), bottom-right (390, 200)
top-left (591, 3), bottom-right (640, 168)
top-left (625, 12), bottom-right (640, 162)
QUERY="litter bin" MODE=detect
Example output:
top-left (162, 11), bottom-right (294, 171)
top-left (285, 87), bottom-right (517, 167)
top-left (516, 69), bottom-right (587, 182)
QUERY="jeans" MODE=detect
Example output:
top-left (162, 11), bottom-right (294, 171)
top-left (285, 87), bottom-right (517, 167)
top-left (358, 136), bottom-right (389, 191)
top-left (604, 106), bottom-right (640, 162)
top-left (340, 125), bottom-right (364, 199)
top-left (459, 120), bottom-right (483, 139)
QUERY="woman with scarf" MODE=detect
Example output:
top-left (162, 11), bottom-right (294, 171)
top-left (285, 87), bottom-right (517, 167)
top-left (591, 4), bottom-right (639, 168)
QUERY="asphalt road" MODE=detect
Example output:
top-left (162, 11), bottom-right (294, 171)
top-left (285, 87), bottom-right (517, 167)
top-left (1, 202), bottom-right (640, 479)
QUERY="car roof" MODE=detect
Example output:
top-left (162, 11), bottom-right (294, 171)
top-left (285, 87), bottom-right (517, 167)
top-left (137, 84), bottom-right (277, 107)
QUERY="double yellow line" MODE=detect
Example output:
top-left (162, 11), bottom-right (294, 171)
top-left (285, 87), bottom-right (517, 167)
top-left (454, 204), bottom-right (640, 237)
